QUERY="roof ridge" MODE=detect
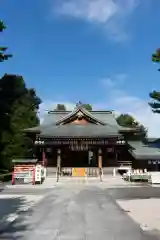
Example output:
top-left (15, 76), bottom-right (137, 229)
top-left (48, 110), bottom-right (113, 114)
top-left (48, 110), bottom-right (71, 114)
top-left (91, 110), bottom-right (113, 113)
top-left (55, 106), bottom-right (107, 125)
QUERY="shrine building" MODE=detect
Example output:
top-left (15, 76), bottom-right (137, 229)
top-left (25, 104), bottom-right (160, 178)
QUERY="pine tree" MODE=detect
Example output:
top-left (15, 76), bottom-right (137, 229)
top-left (152, 48), bottom-right (160, 64)
top-left (149, 49), bottom-right (160, 113)
top-left (0, 20), bottom-right (12, 62)
top-left (82, 103), bottom-right (92, 111)
top-left (55, 104), bottom-right (67, 111)
top-left (0, 74), bottom-right (41, 170)
top-left (116, 114), bottom-right (147, 139)
top-left (149, 91), bottom-right (160, 113)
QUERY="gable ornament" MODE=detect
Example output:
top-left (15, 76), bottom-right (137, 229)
top-left (77, 111), bottom-right (83, 119)
top-left (76, 101), bottom-right (83, 107)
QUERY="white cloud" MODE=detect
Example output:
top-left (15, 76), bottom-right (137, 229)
top-left (102, 74), bottom-right (127, 88)
top-left (40, 74), bottom-right (160, 137)
top-left (53, 0), bottom-right (140, 41)
top-left (111, 94), bottom-right (157, 136)
top-left (101, 74), bottom-right (160, 137)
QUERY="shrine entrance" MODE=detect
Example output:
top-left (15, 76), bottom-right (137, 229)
top-left (35, 138), bottom-right (122, 180)
top-left (61, 149), bottom-right (88, 168)
top-left (60, 148), bottom-right (99, 177)
top-left (61, 148), bottom-right (98, 168)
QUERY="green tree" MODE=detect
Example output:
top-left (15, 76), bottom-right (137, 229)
top-left (55, 104), bottom-right (66, 111)
top-left (82, 103), bottom-right (92, 111)
top-left (149, 49), bottom-right (160, 113)
top-left (75, 101), bottom-right (92, 111)
top-left (0, 20), bottom-right (12, 62)
top-left (152, 48), bottom-right (160, 69)
top-left (0, 74), bottom-right (41, 170)
top-left (116, 114), bottom-right (147, 139)
top-left (116, 114), bottom-right (137, 127)
top-left (149, 91), bottom-right (160, 113)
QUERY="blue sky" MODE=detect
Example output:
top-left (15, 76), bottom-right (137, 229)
top-left (1, 0), bottom-right (160, 136)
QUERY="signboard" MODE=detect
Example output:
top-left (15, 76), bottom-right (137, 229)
top-left (13, 165), bottom-right (35, 184)
top-left (14, 172), bottom-right (31, 178)
top-left (69, 144), bottom-right (88, 151)
top-left (12, 163), bottom-right (46, 185)
top-left (72, 168), bottom-right (86, 177)
top-left (14, 165), bottom-right (34, 172)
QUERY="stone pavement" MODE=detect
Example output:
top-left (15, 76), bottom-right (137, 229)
top-left (5, 176), bottom-right (57, 189)
top-left (2, 174), bottom-right (147, 189)
top-left (55, 174), bottom-right (148, 189)
top-left (117, 198), bottom-right (160, 232)
top-left (0, 182), bottom-right (158, 240)
top-left (0, 193), bottom-right (45, 233)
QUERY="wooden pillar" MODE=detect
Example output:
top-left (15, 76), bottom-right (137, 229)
top-left (42, 148), bottom-right (47, 167)
top-left (98, 148), bottom-right (103, 182)
top-left (115, 146), bottom-right (118, 166)
top-left (56, 149), bottom-right (61, 182)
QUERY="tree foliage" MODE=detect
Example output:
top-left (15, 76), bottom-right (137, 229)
top-left (0, 74), bottom-right (41, 170)
top-left (82, 103), bottom-right (92, 111)
top-left (149, 48), bottom-right (160, 113)
top-left (116, 114), bottom-right (147, 139)
top-left (0, 20), bottom-right (12, 62)
top-left (149, 91), bottom-right (160, 113)
top-left (54, 102), bottom-right (93, 111)
top-left (152, 48), bottom-right (160, 65)
top-left (55, 104), bottom-right (66, 111)
top-left (75, 101), bottom-right (92, 111)
top-left (116, 114), bottom-right (137, 127)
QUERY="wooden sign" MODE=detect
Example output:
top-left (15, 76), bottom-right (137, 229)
top-left (13, 164), bottom-right (35, 184)
top-left (14, 165), bottom-right (35, 172)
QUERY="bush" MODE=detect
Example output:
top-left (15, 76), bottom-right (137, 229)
top-left (0, 172), bottom-right (12, 182)
top-left (0, 169), bottom-right (9, 174)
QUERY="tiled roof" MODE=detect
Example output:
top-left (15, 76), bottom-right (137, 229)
top-left (147, 138), bottom-right (160, 143)
top-left (25, 106), bottom-right (138, 136)
top-left (128, 141), bottom-right (160, 160)
top-left (42, 111), bottom-right (69, 125)
top-left (39, 124), bottom-right (121, 138)
top-left (43, 109), bottom-right (116, 126)
top-left (12, 159), bottom-right (37, 163)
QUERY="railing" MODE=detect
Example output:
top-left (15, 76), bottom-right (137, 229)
top-left (86, 168), bottom-right (99, 177)
top-left (61, 168), bottom-right (72, 176)
top-left (60, 167), bottom-right (99, 177)
top-left (118, 161), bottom-right (132, 166)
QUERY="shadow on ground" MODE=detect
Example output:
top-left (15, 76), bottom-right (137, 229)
top-left (0, 182), bottom-right (5, 192)
top-left (0, 196), bottom-right (32, 239)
